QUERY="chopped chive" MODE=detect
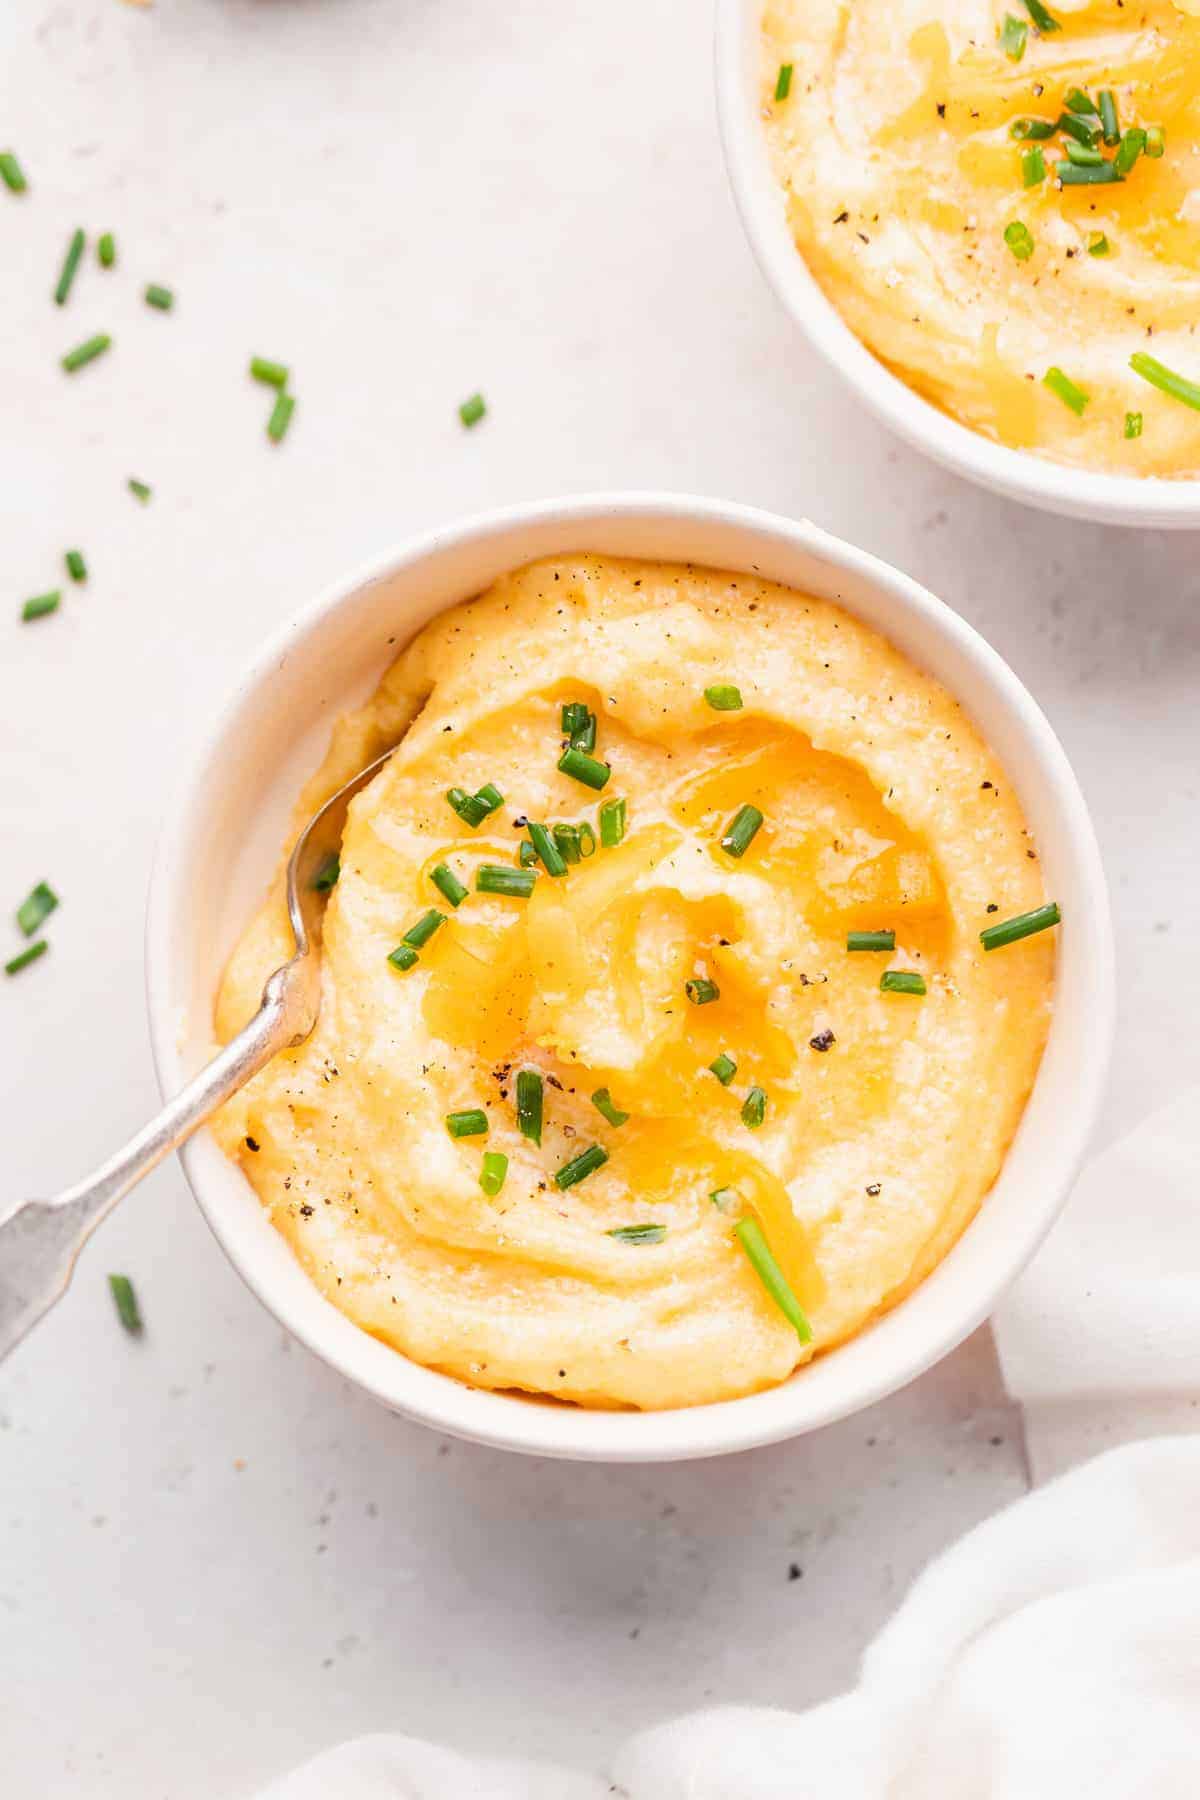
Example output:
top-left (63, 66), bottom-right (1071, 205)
top-left (446, 786), bottom-right (490, 827)
top-left (847, 929), bottom-right (895, 952)
top-left (1145, 125), bottom-right (1165, 159)
top-left (516, 1069), bottom-right (543, 1146)
top-left (64, 548), bottom-right (87, 583)
top-left (1125, 411), bottom-right (1143, 439)
top-left (1130, 350), bottom-right (1200, 412)
top-left (980, 900), bottom-right (1061, 950)
top-left (552, 822), bottom-right (582, 865)
top-left (1004, 220), bottom-right (1035, 261)
top-left (734, 1218), bottom-right (812, 1341)
top-left (1043, 366), bottom-right (1089, 415)
top-left (446, 1108), bottom-right (488, 1138)
top-left (526, 821), bottom-right (567, 877)
top-left (1056, 160), bottom-right (1122, 184)
top-left (5, 940), bottom-right (47, 976)
top-left (1021, 146), bottom-right (1046, 187)
top-left (592, 1087), bottom-right (630, 1128)
top-left (431, 861), bottom-right (468, 907)
top-left (0, 150), bottom-right (27, 194)
top-left (480, 1150), bottom-right (508, 1197)
top-left (577, 821), bottom-right (597, 858)
top-left (880, 969), bottom-right (927, 995)
top-left (475, 782), bottom-right (504, 815)
top-left (685, 977), bottom-right (720, 1005)
top-left (476, 864), bottom-right (536, 897)
top-left (708, 1051), bottom-right (738, 1085)
top-left (127, 477), bottom-right (152, 502)
top-left (403, 908), bottom-right (445, 949)
top-left (311, 852), bottom-right (340, 892)
top-left (1113, 127), bottom-right (1146, 176)
top-left (720, 803), bottom-right (763, 858)
top-left (108, 1273), bottom-right (143, 1334)
top-left (250, 355), bottom-right (289, 387)
top-left (97, 231), bottom-right (116, 268)
top-left (704, 683), bottom-right (743, 711)
top-left (1098, 90), bottom-right (1119, 145)
top-left (54, 229), bottom-right (86, 306)
top-left (267, 390), bottom-right (295, 443)
top-left (1063, 140), bottom-right (1103, 166)
top-left (21, 591), bottom-right (60, 623)
top-left (1087, 232), bottom-right (1111, 256)
top-left (61, 333), bottom-right (111, 373)
top-left (459, 392), bottom-right (486, 428)
top-left (558, 746), bottom-right (610, 790)
top-left (741, 1085), bottom-right (766, 1129)
top-left (1056, 112), bottom-right (1100, 147)
top-left (518, 840), bottom-right (538, 867)
top-left (1020, 0), bottom-right (1060, 32)
top-left (555, 1143), bottom-right (609, 1190)
top-left (599, 796), bottom-right (627, 847)
top-left (16, 881), bottom-right (58, 936)
top-left (774, 62), bottom-right (793, 102)
top-left (1010, 118), bottom-right (1056, 140)
top-left (144, 283), bottom-right (174, 311)
top-left (561, 702), bottom-right (596, 751)
top-left (710, 1186), bottom-right (740, 1213)
top-left (387, 942), bottom-right (419, 971)
top-left (608, 1223), bottom-right (665, 1244)
top-left (1065, 87), bottom-right (1098, 116)
top-left (999, 13), bottom-right (1027, 59)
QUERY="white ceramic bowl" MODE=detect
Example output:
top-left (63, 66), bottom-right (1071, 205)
top-left (715, 0), bottom-right (1200, 529)
top-left (146, 493), bottom-right (1114, 1461)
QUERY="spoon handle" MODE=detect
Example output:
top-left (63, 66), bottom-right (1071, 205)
top-left (0, 966), bottom-right (303, 1363)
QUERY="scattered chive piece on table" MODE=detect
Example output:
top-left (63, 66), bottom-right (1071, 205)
top-left (144, 284), bottom-right (174, 311)
top-left (250, 355), bottom-right (289, 388)
top-left (734, 1217), bottom-right (812, 1342)
top-left (1130, 351), bottom-right (1200, 412)
top-left (516, 1069), bottom-right (543, 1146)
top-left (880, 969), bottom-right (927, 996)
top-left (847, 929), bottom-right (895, 952)
top-left (446, 1108), bottom-right (488, 1139)
top-left (999, 13), bottom-right (1027, 59)
top-left (1056, 112), bottom-right (1100, 147)
top-left (1088, 233), bottom-right (1111, 256)
top-left (553, 823), bottom-right (582, 864)
top-left (0, 150), bottom-right (27, 193)
top-left (592, 1087), bottom-right (630, 1128)
top-left (1020, 0), bottom-right (1060, 31)
top-left (704, 683), bottom-right (743, 711)
top-left (561, 701), bottom-right (596, 751)
top-left (1043, 367), bottom-right (1089, 415)
top-left (557, 746), bottom-right (610, 790)
top-left (774, 62), bottom-right (793, 102)
top-left (459, 392), bottom-right (486, 428)
top-left (128, 477), bottom-right (152, 501)
top-left (1064, 141), bottom-right (1104, 167)
top-left (431, 862), bottom-right (468, 907)
top-left (741, 1085), bottom-right (767, 1129)
top-left (402, 908), bottom-right (445, 950)
top-left (720, 803), bottom-right (763, 859)
top-left (21, 591), bottom-right (60, 623)
top-left (685, 977), bottom-right (720, 1006)
top-left (710, 1186), bottom-right (740, 1213)
top-left (528, 821), bottom-right (568, 877)
top-left (311, 852), bottom-right (340, 892)
top-left (446, 786), bottom-right (490, 827)
top-left (1004, 221), bottom-right (1035, 261)
top-left (108, 1273), bottom-right (142, 1334)
top-left (480, 1151), bottom-right (508, 1197)
top-left (1145, 125), bottom-right (1165, 158)
top-left (708, 1051), bottom-right (738, 1085)
top-left (1098, 90), bottom-right (1119, 144)
top-left (387, 942), bottom-right (419, 972)
top-left (1065, 88), bottom-right (1098, 116)
top-left (1125, 411), bottom-right (1143, 439)
top-left (5, 940), bottom-right (48, 976)
top-left (64, 548), bottom-right (87, 582)
top-left (608, 1223), bottom-right (665, 1245)
top-left (97, 232), bottom-right (116, 268)
top-left (476, 863), bottom-right (536, 897)
top-left (267, 390), bottom-right (295, 444)
top-left (980, 901), bottom-right (1061, 950)
top-left (54, 229), bottom-right (86, 306)
top-left (599, 796), bottom-right (627, 847)
top-left (554, 1143), bottom-right (609, 1190)
top-left (62, 333), bottom-right (111, 373)
top-left (1010, 118), bottom-right (1056, 140)
top-left (1114, 128), bottom-right (1146, 176)
top-left (1021, 147), bottom-right (1046, 188)
top-left (1057, 161), bottom-right (1123, 185)
top-left (16, 881), bottom-right (58, 937)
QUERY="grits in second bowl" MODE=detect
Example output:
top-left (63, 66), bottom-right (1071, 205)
top-left (212, 555), bottom-right (1057, 1411)
top-left (762, 0), bottom-right (1200, 476)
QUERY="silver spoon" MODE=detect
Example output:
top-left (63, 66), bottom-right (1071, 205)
top-left (0, 745), bottom-right (396, 1363)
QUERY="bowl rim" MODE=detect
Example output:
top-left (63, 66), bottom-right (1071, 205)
top-left (145, 490), bottom-right (1114, 1461)
top-left (713, 0), bottom-right (1200, 529)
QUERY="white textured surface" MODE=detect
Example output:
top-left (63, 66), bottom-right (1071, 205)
top-left (0, 2), bottom-right (1197, 1796)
